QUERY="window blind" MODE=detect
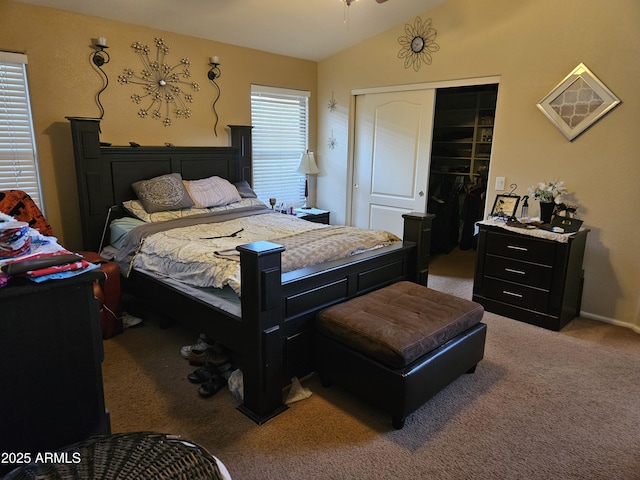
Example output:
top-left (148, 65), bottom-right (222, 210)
top-left (250, 85), bottom-right (309, 207)
top-left (0, 52), bottom-right (42, 209)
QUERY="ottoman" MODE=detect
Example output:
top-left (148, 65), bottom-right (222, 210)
top-left (315, 281), bottom-right (486, 428)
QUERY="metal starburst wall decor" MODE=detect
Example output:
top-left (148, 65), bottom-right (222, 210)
top-left (118, 38), bottom-right (200, 126)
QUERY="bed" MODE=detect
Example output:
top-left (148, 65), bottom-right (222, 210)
top-left (68, 117), bottom-right (434, 424)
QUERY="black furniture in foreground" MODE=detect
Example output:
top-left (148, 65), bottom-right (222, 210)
top-left (473, 223), bottom-right (588, 330)
top-left (0, 271), bottom-right (110, 476)
top-left (315, 281), bottom-right (486, 429)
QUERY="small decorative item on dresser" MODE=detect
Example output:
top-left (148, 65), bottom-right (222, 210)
top-left (528, 180), bottom-right (568, 223)
top-left (539, 201), bottom-right (555, 224)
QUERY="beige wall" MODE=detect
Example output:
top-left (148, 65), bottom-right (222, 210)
top-left (0, 0), bottom-right (317, 250)
top-left (317, 0), bottom-right (640, 329)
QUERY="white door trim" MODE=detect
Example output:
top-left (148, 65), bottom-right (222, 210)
top-left (351, 75), bottom-right (502, 96)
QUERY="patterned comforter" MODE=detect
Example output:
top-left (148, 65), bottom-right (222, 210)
top-left (115, 205), bottom-right (400, 294)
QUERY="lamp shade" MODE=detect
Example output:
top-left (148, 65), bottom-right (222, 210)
top-left (296, 152), bottom-right (319, 175)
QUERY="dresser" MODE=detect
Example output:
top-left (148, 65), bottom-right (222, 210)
top-left (472, 223), bottom-right (588, 331)
top-left (0, 271), bottom-right (110, 474)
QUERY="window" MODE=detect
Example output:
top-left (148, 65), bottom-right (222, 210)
top-left (250, 85), bottom-right (309, 207)
top-left (0, 52), bottom-right (42, 209)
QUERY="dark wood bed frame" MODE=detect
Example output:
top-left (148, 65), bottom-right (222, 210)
top-left (68, 117), bottom-right (434, 424)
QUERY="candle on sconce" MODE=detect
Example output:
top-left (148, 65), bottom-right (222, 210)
top-left (210, 56), bottom-right (219, 65)
top-left (98, 37), bottom-right (107, 47)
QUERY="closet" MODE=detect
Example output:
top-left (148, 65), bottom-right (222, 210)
top-left (428, 84), bottom-right (498, 254)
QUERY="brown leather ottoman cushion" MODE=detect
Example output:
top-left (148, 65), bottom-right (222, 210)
top-left (316, 281), bottom-right (484, 369)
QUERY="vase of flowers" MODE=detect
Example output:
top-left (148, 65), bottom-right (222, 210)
top-left (528, 180), bottom-right (568, 223)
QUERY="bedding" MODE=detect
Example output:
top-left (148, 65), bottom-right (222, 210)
top-left (122, 197), bottom-right (265, 223)
top-left (110, 217), bottom-right (146, 249)
top-left (115, 204), bottom-right (400, 294)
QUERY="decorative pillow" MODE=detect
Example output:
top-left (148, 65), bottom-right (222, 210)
top-left (122, 198), bottom-right (266, 223)
top-left (234, 180), bottom-right (258, 198)
top-left (131, 173), bottom-right (194, 213)
top-left (183, 176), bottom-right (241, 208)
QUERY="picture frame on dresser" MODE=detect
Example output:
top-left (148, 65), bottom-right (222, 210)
top-left (490, 194), bottom-right (520, 219)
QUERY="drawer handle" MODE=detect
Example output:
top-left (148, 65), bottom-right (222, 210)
top-left (502, 290), bottom-right (523, 298)
top-left (505, 268), bottom-right (526, 275)
top-left (507, 245), bottom-right (528, 252)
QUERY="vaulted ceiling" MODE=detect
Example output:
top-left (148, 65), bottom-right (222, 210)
top-left (16, 0), bottom-right (444, 61)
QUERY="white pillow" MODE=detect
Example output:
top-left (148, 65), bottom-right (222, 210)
top-left (183, 176), bottom-right (241, 208)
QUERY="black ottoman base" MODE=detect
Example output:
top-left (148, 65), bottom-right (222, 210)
top-left (315, 322), bottom-right (487, 429)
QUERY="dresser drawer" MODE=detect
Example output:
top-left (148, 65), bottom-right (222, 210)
top-left (484, 255), bottom-right (554, 289)
top-left (486, 231), bottom-right (556, 264)
top-left (483, 277), bottom-right (550, 312)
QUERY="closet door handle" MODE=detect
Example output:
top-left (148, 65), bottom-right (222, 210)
top-left (419, 191), bottom-right (424, 197)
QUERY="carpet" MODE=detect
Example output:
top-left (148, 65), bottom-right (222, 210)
top-left (101, 249), bottom-right (640, 479)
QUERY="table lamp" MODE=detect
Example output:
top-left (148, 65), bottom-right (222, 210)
top-left (296, 151), bottom-right (319, 208)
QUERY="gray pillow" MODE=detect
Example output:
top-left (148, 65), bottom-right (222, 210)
top-left (234, 180), bottom-right (258, 198)
top-left (131, 173), bottom-right (195, 213)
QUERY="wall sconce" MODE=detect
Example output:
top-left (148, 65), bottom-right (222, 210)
top-left (296, 151), bottom-right (319, 209)
top-left (90, 37), bottom-right (110, 119)
top-left (207, 56), bottom-right (221, 137)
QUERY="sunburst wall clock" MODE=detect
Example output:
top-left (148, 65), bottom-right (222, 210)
top-left (397, 17), bottom-right (439, 72)
top-left (118, 38), bottom-right (200, 126)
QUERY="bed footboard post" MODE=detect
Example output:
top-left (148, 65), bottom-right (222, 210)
top-left (402, 212), bottom-right (435, 286)
top-left (236, 241), bottom-right (289, 424)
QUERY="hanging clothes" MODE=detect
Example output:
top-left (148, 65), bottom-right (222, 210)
top-left (459, 176), bottom-right (487, 250)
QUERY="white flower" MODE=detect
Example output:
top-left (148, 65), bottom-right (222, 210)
top-left (528, 180), bottom-right (567, 203)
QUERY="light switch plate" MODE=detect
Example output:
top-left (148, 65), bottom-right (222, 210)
top-left (495, 176), bottom-right (505, 191)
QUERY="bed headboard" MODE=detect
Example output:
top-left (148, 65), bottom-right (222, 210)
top-left (67, 117), bottom-right (253, 251)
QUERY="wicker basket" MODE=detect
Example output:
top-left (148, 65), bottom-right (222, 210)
top-left (3, 432), bottom-right (229, 480)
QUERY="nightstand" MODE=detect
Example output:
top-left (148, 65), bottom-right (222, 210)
top-left (294, 208), bottom-right (330, 224)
